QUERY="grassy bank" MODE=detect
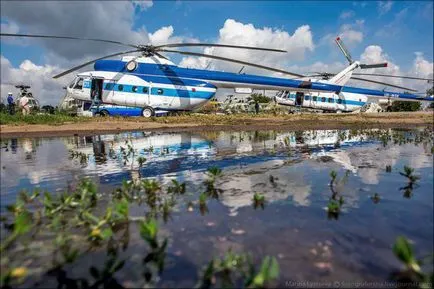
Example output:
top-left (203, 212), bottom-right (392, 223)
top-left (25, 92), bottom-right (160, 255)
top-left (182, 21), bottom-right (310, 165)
top-left (0, 111), bottom-right (432, 137)
top-left (0, 112), bottom-right (93, 125)
top-left (1, 111), bottom-right (432, 126)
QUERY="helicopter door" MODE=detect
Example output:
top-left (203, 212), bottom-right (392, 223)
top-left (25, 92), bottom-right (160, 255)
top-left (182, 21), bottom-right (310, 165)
top-left (295, 92), bottom-right (304, 106)
top-left (90, 78), bottom-right (104, 104)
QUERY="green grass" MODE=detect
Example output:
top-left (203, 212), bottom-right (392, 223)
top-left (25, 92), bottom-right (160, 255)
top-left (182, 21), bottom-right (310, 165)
top-left (0, 112), bottom-right (92, 125)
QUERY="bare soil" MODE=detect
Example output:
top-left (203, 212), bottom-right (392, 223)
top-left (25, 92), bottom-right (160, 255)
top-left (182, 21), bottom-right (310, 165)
top-left (1, 112), bottom-right (433, 138)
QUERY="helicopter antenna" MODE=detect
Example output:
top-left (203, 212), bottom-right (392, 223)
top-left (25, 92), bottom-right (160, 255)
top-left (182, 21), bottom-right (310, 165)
top-left (238, 66), bottom-right (245, 74)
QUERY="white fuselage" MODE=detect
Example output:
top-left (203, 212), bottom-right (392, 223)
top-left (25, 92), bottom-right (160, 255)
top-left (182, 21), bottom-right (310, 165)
top-left (67, 71), bottom-right (216, 111)
top-left (275, 90), bottom-right (367, 112)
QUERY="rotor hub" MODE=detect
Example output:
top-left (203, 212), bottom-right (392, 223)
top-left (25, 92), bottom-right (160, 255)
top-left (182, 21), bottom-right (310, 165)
top-left (138, 45), bottom-right (156, 56)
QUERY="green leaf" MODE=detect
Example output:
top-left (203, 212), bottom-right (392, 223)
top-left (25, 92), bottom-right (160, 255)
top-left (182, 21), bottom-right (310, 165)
top-left (114, 198), bottom-right (129, 219)
top-left (393, 236), bottom-right (415, 266)
top-left (84, 212), bottom-right (100, 225)
top-left (112, 260), bottom-right (125, 273)
top-left (101, 228), bottom-right (113, 240)
top-left (14, 211), bottom-right (32, 235)
top-left (140, 218), bottom-right (158, 243)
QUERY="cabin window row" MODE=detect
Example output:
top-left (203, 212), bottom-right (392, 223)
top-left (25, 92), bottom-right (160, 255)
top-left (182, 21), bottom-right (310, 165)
top-left (103, 83), bottom-right (151, 94)
top-left (310, 96), bottom-right (343, 104)
top-left (282, 92), bottom-right (343, 104)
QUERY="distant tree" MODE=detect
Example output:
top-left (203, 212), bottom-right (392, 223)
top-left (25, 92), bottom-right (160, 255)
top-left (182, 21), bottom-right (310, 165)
top-left (41, 105), bottom-right (55, 114)
top-left (427, 87), bottom-right (434, 109)
top-left (391, 101), bottom-right (421, 112)
top-left (250, 93), bottom-right (270, 103)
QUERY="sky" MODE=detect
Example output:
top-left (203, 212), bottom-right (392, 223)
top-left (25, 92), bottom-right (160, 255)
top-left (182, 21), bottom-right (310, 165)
top-left (1, 0), bottom-right (433, 105)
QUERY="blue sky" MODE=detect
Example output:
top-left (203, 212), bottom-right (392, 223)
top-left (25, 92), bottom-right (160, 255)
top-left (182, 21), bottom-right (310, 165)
top-left (138, 1), bottom-right (433, 69)
top-left (0, 1), bottom-right (433, 104)
top-left (1, 1), bottom-right (433, 68)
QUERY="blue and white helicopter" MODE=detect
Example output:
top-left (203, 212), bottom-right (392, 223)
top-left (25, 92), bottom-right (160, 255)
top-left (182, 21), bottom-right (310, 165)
top-left (1, 33), bottom-right (432, 116)
top-left (275, 37), bottom-right (433, 112)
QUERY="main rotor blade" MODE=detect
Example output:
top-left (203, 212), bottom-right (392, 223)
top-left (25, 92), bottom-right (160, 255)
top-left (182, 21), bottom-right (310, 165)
top-left (154, 51), bottom-right (169, 60)
top-left (359, 63), bottom-right (388, 69)
top-left (350, 76), bottom-right (417, 92)
top-left (158, 49), bottom-right (305, 78)
top-left (155, 43), bottom-right (286, 53)
top-left (52, 49), bottom-right (141, 79)
top-left (0, 33), bottom-right (139, 49)
top-left (353, 73), bottom-right (433, 81)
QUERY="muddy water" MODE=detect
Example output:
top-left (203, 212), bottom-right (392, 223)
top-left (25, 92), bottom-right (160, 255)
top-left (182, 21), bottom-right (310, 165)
top-left (1, 127), bottom-right (433, 288)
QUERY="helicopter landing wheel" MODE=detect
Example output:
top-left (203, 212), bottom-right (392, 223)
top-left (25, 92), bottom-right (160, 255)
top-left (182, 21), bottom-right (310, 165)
top-left (142, 107), bottom-right (154, 118)
top-left (98, 110), bottom-right (109, 117)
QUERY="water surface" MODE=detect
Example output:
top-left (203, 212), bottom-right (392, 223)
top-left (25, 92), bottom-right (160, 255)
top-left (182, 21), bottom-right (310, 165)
top-left (1, 127), bottom-right (433, 287)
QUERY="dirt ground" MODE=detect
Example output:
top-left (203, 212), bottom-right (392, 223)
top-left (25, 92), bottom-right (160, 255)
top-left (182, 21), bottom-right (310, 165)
top-left (0, 112), bottom-right (433, 138)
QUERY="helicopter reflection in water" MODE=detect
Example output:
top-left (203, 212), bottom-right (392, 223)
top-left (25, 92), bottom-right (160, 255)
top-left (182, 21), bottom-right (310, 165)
top-left (64, 128), bottom-right (433, 211)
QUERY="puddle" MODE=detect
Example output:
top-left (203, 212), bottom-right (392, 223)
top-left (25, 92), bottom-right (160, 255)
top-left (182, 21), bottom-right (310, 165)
top-left (0, 127), bottom-right (433, 287)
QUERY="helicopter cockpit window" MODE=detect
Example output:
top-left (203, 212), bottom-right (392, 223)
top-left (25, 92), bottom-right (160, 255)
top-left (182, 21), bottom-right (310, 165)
top-left (73, 78), bottom-right (83, 90)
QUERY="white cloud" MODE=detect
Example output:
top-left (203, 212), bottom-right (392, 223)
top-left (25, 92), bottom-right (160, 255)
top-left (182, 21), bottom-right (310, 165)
top-left (149, 26), bottom-right (175, 45)
top-left (0, 1), bottom-right (151, 62)
top-left (1, 55), bottom-right (68, 106)
top-left (148, 25), bottom-right (198, 46)
top-left (378, 1), bottom-right (393, 15)
top-left (321, 19), bottom-right (364, 49)
top-left (410, 52), bottom-right (434, 80)
top-left (340, 10), bottom-right (355, 19)
top-left (132, 0), bottom-right (153, 11)
top-left (348, 45), bottom-right (433, 93)
top-left (179, 19), bottom-right (314, 75)
top-left (355, 45), bottom-right (403, 87)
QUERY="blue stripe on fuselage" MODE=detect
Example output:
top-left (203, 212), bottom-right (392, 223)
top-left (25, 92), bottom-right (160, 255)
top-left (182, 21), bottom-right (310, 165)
top-left (93, 60), bottom-right (431, 101)
top-left (94, 60), bottom-right (343, 93)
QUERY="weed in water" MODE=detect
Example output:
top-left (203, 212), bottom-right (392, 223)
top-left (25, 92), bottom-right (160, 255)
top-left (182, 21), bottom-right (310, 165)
top-left (399, 166), bottom-right (420, 199)
top-left (167, 179), bottom-right (186, 195)
top-left (371, 193), bottom-right (381, 204)
top-left (391, 236), bottom-right (433, 287)
top-left (252, 193), bottom-right (266, 210)
top-left (137, 156), bottom-right (147, 167)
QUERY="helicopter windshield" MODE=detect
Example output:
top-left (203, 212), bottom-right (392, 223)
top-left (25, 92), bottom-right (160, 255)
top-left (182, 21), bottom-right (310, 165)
top-left (69, 77), bottom-right (84, 89)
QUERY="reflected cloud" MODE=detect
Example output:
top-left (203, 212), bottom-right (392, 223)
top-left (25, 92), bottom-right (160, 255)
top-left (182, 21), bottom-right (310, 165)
top-left (218, 160), bottom-right (312, 216)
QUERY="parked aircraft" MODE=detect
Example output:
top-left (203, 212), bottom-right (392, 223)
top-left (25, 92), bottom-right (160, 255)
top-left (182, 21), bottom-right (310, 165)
top-left (274, 37), bottom-right (433, 113)
top-left (1, 33), bottom-right (432, 117)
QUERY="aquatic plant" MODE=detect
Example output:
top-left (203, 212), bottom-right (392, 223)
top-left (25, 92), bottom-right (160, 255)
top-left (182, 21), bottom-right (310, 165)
top-left (253, 193), bottom-right (266, 210)
top-left (326, 170), bottom-right (349, 220)
top-left (400, 166), bottom-right (421, 183)
top-left (391, 236), bottom-right (433, 288)
top-left (204, 166), bottom-right (223, 199)
top-left (196, 250), bottom-right (279, 288)
top-left (371, 193), bottom-right (381, 204)
top-left (386, 165), bottom-right (392, 173)
top-left (199, 192), bottom-right (209, 215)
top-left (399, 166), bottom-right (421, 199)
top-left (137, 156), bottom-right (147, 167)
top-left (269, 175), bottom-right (277, 185)
top-left (0, 176), bottom-right (282, 289)
top-left (206, 166), bottom-right (223, 179)
top-left (140, 217), bottom-right (168, 284)
top-left (167, 179), bottom-right (186, 195)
